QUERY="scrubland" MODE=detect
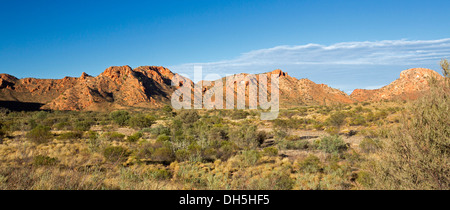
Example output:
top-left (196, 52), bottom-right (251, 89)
top-left (0, 101), bottom-right (413, 190)
top-left (0, 62), bottom-right (448, 190)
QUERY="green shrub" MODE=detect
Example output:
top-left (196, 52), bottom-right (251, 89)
top-left (57, 131), bottom-right (83, 140)
top-left (152, 147), bottom-right (175, 163)
top-left (274, 129), bottom-right (288, 141)
top-left (229, 124), bottom-right (262, 149)
top-left (216, 142), bottom-right (237, 161)
top-left (156, 134), bottom-right (170, 142)
top-left (54, 122), bottom-right (72, 130)
top-left (370, 60), bottom-right (450, 190)
top-left (127, 132), bottom-right (143, 142)
top-left (129, 114), bottom-right (156, 129)
top-left (149, 168), bottom-right (172, 180)
top-left (278, 140), bottom-right (309, 150)
top-left (359, 137), bottom-right (381, 153)
top-left (103, 146), bottom-right (130, 162)
top-left (298, 155), bottom-right (322, 173)
top-left (175, 149), bottom-right (191, 162)
top-left (326, 112), bottom-right (347, 129)
top-left (349, 115), bottom-right (366, 126)
top-left (110, 110), bottom-right (130, 126)
top-left (263, 146), bottom-right (278, 156)
top-left (149, 125), bottom-right (170, 136)
top-left (103, 132), bottom-right (125, 141)
top-left (74, 121), bottom-right (93, 131)
top-left (207, 126), bottom-right (228, 142)
top-left (27, 125), bottom-right (52, 144)
top-left (241, 150), bottom-right (261, 166)
top-left (176, 110), bottom-right (200, 125)
top-left (0, 122), bottom-right (5, 140)
top-left (87, 131), bottom-right (100, 152)
top-left (356, 171), bottom-right (374, 189)
top-left (317, 135), bottom-right (348, 154)
top-left (162, 105), bottom-right (173, 113)
top-left (33, 155), bottom-right (57, 166)
top-left (137, 143), bottom-right (155, 160)
top-left (34, 111), bottom-right (48, 120)
top-left (231, 110), bottom-right (249, 120)
top-left (313, 123), bottom-right (324, 130)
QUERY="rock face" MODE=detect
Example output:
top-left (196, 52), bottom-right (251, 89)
top-left (0, 66), bottom-right (442, 111)
top-left (192, 69), bottom-right (355, 108)
top-left (0, 66), bottom-right (190, 111)
top-left (274, 70), bottom-right (354, 106)
top-left (351, 68), bottom-right (443, 102)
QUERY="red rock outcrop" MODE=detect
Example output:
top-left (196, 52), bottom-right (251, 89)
top-left (351, 68), bottom-right (443, 102)
top-left (0, 66), bottom-right (191, 111)
top-left (0, 66), bottom-right (442, 111)
top-left (195, 69), bottom-right (355, 108)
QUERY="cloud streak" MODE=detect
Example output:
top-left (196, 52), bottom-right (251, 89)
top-left (168, 38), bottom-right (450, 93)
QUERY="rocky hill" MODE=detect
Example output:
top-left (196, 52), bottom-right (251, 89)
top-left (0, 66), bottom-right (443, 111)
top-left (0, 66), bottom-right (191, 111)
top-left (350, 68), bottom-right (443, 102)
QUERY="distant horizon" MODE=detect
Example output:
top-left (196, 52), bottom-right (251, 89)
top-left (1, 57), bottom-right (444, 95)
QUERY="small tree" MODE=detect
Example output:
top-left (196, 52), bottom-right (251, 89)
top-left (370, 59), bottom-right (450, 190)
top-left (317, 135), bottom-right (348, 154)
top-left (103, 146), bottom-right (130, 163)
top-left (110, 110), bottom-right (130, 126)
top-left (326, 111), bottom-right (347, 131)
top-left (128, 114), bottom-right (156, 129)
top-left (27, 125), bottom-right (52, 144)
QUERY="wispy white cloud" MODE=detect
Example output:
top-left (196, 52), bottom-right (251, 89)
top-left (168, 38), bottom-right (450, 93)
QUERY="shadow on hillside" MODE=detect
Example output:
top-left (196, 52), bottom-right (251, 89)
top-left (0, 101), bottom-right (45, 112)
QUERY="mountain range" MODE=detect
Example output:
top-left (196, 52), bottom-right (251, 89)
top-left (0, 66), bottom-right (443, 111)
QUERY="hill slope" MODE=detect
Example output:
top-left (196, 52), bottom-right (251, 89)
top-left (0, 66), bottom-right (442, 111)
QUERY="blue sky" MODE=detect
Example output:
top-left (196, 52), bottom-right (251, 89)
top-left (1, 0), bottom-right (449, 93)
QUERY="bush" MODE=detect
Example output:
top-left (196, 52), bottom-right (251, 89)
top-left (103, 146), bottom-right (130, 162)
top-left (110, 110), bottom-right (130, 126)
top-left (231, 109), bottom-right (249, 120)
top-left (33, 155), bottom-right (57, 166)
top-left (229, 124), bottom-right (262, 149)
top-left (217, 142), bottom-right (237, 161)
top-left (57, 131), bottom-right (83, 140)
top-left (349, 115), bottom-right (366, 126)
top-left (207, 126), bottom-right (228, 143)
top-left (175, 149), bottom-right (191, 162)
top-left (149, 125), bottom-right (170, 136)
top-left (136, 143), bottom-right (155, 160)
top-left (278, 140), bottom-right (309, 150)
top-left (149, 168), bottom-right (172, 180)
top-left (27, 125), bottom-right (52, 144)
top-left (176, 110), bottom-right (200, 125)
top-left (317, 135), bottom-right (348, 154)
top-left (87, 131), bottom-right (100, 152)
top-left (129, 114), bottom-right (156, 129)
top-left (74, 120), bottom-right (93, 131)
top-left (54, 122), bottom-right (72, 130)
top-left (127, 132), bottom-right (143, 142)
top-left (326, 112), bottom-right (347, 129)
top-left (152, 147), bottom-right (175, 163)
top-left (0, 122), bottom-right (5, 140)
top-left (359, 137), bottom-right (381, 153)
top-left (162, 105), bottom-right (174, 116)
top-left (103, 132), bottom-right (125, 141)
top-left (356, 171), bottom-right (374, 189)
top-left (241, 150), bottom-right (261, 166)
top-left (298, 155), bottom-right (322, 173)
top-left (263, 146), bottom-right (278, 156)
top-left (370, 60), bottom-right (450, 190)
